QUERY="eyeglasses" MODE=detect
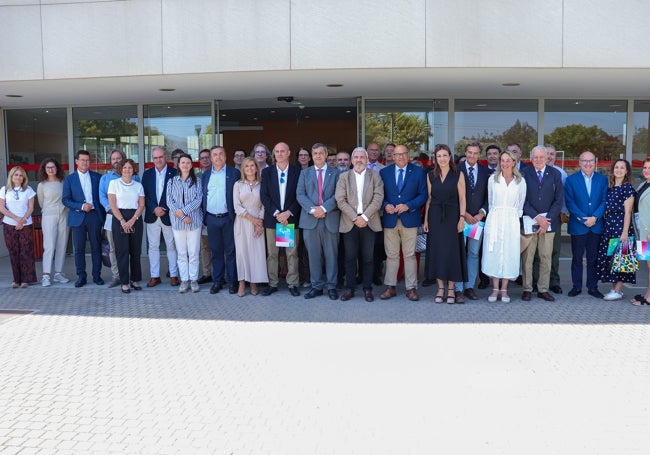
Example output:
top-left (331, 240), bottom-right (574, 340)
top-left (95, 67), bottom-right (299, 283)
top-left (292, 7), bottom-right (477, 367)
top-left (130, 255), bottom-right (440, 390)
top-left (45, 166), bottom-right (57, 170)
top-left (234, 154), bottom-right (245, 158)
top-left (255, 150), bottom-right (267, 155)
top-left (394, 152), bottom-right (409, 157)
top-left (579, 159), bottom-right (596, 163)
top-left (280, 172), bottom-right (286, 184)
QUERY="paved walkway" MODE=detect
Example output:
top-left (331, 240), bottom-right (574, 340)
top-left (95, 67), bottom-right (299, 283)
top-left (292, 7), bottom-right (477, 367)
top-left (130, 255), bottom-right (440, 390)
top-left (1, 246), bottom-right (650, 454)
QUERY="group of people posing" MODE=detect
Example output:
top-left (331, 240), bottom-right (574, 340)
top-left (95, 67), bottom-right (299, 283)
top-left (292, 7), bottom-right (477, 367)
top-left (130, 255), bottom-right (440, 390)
top-left (1, 141), bottom-right (648, 307)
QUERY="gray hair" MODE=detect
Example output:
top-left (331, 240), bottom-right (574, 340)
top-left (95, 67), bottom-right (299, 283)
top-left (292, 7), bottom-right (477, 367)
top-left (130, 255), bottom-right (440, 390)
top-left (351, 147), bottom-right (368, 159)
top-left (530, 145), bottom-right (547, 159)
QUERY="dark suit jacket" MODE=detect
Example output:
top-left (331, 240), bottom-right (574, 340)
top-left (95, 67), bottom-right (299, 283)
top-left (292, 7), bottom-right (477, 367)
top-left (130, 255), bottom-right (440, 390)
top-left (142, 166), bottom-right (177, 225)
top-left (564, 171), bottom-right (607, 236)
top-left (296, 165), bottom-right (340, 233)
top-left (62, 170), bottom-right (104, 227)
top-left (522, 165), bottom-right (564, 232)
top-left (379, 163), bottom-right (427, 229)
top-left (260, 164), bottom-right (301, 229)
top-left (458, 161), bottom-right (489, 216)
top-left (201, 165), bottom-right (241, 222)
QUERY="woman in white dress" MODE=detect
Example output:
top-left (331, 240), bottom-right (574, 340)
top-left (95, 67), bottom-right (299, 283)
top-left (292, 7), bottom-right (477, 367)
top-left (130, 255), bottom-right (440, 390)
top-left (482, 150), bottom-right (527, 303)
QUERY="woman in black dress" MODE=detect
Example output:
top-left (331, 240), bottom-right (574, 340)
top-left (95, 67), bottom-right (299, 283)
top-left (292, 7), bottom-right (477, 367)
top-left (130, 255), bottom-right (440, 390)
top-left (423, 144), bottom-right (467, 303)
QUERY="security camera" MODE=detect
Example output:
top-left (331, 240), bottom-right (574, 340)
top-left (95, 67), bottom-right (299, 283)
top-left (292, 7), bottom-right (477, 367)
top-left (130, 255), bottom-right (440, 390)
top-left (277, 96), bottom-right (294, 103)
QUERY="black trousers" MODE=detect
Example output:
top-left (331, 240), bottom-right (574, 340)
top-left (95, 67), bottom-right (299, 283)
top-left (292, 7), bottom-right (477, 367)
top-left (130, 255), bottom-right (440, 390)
top-left (343, 225), bottom-right (376, 291)
top-left (112, 209), bottom-right (143, 285)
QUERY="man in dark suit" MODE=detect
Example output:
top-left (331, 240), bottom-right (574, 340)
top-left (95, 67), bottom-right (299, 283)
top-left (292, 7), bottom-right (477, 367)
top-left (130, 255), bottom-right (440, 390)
top-left (564, 150), bottom-right (607, 298)
top-left (202, 145), bottom-right (241, 294)
top-left (521, 145), bottom-right (564, 302)
top-left (142, 146), bottom-right (179, 287)
top-left (455, 142), bottom-right (489, 301)
top-left (260, 142), bottom-right (302, 297)
top-left (507, 143), bottom-right (528, 171)
top-left (62, 150), bottom-right (105, 287)
top-left (335, 147), bottom-right (384, 302)
top-left (296, 142), bottom-right (341, 300)
top-left (379, 144), bottom-right (428, 301)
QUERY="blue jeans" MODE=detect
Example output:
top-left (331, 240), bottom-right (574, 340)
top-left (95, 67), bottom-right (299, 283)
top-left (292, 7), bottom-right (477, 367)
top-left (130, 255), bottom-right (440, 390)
top-left (456, 236), bottom-right (480, 291)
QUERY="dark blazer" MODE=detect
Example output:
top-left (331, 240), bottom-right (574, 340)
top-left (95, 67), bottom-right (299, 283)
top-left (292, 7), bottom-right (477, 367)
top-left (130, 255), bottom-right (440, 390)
top-left (379, 163), bottom-right (428, 229)
top-left (458, 161), bottom-right (489, 215)
top-left (142, 165), bottom-right (177, 225)
top-left (522, 165), bottom-right (564, 232)
top-left (62, 170), bottom-right (104, 227)
top-left (201, 165), bottom-right (241, 222)
top-left (296, 165), bottom-right (340, 233)
top-left (260, 164), bottom-right (302, 229)
top-left (564, 171), bottom-right (608, 236)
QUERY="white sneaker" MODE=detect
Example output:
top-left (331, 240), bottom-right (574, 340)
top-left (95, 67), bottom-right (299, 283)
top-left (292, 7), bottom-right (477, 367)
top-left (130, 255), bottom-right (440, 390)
top-left (603, 289), bottom-right (623, 301)
top-left (190, 281), bottom-right (200, 293)
top-left (42, 275), bottom-right (51, 287)
top-left (53, 273), bottom-right (70, 283)
top-left (179, 281), bottom-right (189, 294)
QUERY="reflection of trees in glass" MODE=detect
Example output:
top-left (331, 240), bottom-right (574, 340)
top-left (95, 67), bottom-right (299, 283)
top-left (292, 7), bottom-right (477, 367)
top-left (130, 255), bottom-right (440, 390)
top-left (633, 127), bottom-right (650, 156)
top-left (366, 113), bottom-right (429, 152)
top-left (544, 124), bottom-right (623, 160)
top-left (455, 120), bottom-right (537, 155)
top-left (77, 119), bottom-right (161, 142)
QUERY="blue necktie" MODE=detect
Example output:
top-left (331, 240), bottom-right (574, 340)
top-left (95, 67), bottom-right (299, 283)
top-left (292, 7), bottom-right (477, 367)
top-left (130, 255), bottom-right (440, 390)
top-left (537, 170), bottom-right (543, 183)
top-left (397, 168), bottom-right (404, 193)
top-left (468, 166), bottom-right (475, 189)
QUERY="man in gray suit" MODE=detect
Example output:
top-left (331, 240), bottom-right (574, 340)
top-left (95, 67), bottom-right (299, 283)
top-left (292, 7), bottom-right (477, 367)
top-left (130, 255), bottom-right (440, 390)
top-left (335, 147), bottom-right (384, 302)
top-left (297, 143), bottom-right (341, 300)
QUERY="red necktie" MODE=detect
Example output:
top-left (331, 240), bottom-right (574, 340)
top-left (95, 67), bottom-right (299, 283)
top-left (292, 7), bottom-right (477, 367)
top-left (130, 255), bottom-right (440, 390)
top-left (317, 168), bottom-right (323, 206)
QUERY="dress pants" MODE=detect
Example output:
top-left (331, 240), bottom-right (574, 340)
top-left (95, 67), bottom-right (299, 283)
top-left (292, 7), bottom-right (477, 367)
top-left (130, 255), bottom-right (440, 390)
top-left (206, 213), bottom-right (237, 285)
top-left (303, 219), bottom-right (338, 291)
top-left (112, 209), bottom-right (143, 285)
top-left (41, 213), bottom-right (69, 275)
top-left (343, 225), bottom-right (375, 291)
top-left (105, 226), bottom-right (120, 279)
top-left (174, 227), bottom-right (202, 282)
top-left (570, 232), bottom-right (601, 291)
top-left (522, 232), bottom-right (555, 293)
top-left (3, 223), bottom-right (37, 284)
top-left (384, 219), bottom-right (418, 290)
top-left (146, 217), bottom-right (178, 279)
top-left (200, 228), bottom-right (212, 277)
top-left (265, 228), bottom-right (300, 287)
top-left (71, 209), bottom-right (102, 281)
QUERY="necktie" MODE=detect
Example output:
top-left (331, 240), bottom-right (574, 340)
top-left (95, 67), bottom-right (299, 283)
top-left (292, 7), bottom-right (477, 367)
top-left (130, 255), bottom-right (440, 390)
top-left (317, 168), bottom-right (323, 206)
top-left (537, 170), bottom-right (543, 183)
top-left (468, 166), bottom-right (475, 189)
top-left (397, 168), bottom-right (404, 193)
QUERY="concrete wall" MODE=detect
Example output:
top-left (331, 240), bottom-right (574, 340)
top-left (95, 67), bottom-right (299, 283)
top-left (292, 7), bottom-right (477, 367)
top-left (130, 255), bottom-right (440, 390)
top-left (1, 0), bottom-right (649, 83)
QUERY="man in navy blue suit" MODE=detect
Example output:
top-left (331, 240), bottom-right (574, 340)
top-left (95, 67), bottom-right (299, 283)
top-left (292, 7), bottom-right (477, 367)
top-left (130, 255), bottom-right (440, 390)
top-left (379, 144), bottom-right (428, 301)
top-left (521, 145), bottom-right (564, 302)
top-left (455, 142), bottom-right (489, 302)
top-left (202, 146), bottom-right (241, 294)
top-left (62, 150), bottom-right (105, 287)
top-left (507, 143), bottom-right (528, 172)
top-left (564, 150), bottom-right (607, 298)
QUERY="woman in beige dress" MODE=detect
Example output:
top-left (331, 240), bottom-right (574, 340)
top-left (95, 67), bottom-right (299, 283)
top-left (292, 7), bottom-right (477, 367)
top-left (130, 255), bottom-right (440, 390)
top-left (233, 157), bottom-right (268, 296)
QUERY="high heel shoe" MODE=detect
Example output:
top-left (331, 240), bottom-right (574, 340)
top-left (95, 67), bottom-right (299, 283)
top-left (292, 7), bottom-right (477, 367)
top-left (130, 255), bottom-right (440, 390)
top-left (500, 289), bottom-right (511, 303)
top-left (488, 289), bottom-right (499, 303)
top-left (121, 285), bottom-right (131, 294)
top-left (237, 281), bottom-right (246, 297)
top-left (434, 288), bottom-right (444, 303)
top-left (250, 283), bottom-right (258, 296)
top-left (130, 281), bottom-right (142, 291)
top-left (446, 288), bottom-right (455, 304)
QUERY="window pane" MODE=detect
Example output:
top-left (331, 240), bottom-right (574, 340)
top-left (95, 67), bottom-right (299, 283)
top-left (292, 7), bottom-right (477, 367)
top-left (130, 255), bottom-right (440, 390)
top-left (633, 100), bottom-right (650, 165)
top-left (364, 100), bottom-right (447, 159)
top-left (73, 106), bottom-right (138, 173)
top-left (144, 104), bottom-right (212, 162)
top-left (454, 99), bottom-right (538, 157)
top-left (5, 108), bottom-right (68, 183)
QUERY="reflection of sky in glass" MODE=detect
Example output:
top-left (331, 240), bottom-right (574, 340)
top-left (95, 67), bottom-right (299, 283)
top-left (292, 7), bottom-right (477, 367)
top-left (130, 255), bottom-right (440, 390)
top-left (455, 111), bottom-right (537, 138)
top-left (544, 112), bottom-right (626, 137)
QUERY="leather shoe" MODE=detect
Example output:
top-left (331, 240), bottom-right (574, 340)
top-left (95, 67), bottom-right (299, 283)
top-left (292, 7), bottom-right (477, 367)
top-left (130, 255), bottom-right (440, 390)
top-left (364, 290), bottom-right (374, 302)
top-left (94, 278), bottom-right (104, 285)
top-left (209, 283), bottom-right (222, 294)
top-left (289, 286), bottom-right (300, 297)
top-left (538, 291), bottom-right (556, 302)
top-left (197, 275), bottom-right (212, 284)
top-left (147, 277), bottom-right (162, 287)
top-left (463, 288), bottom-right (479, 300)
top-left (108, 278), bottom-right (121, 288)
top-left (522, 291), bottom-right (532, 301)
top-left (304, 288), bottom-right (324, 299)
top-left (454, 290), bottom-right (464, 303)
top-left (262, 286), bottom-right (278, 296)
top-left (229, 284), bottom-right (238, 294)
top-left (588, 289), bottom-right (605, 299)
top-left (568, 288), bottom-right (581, 297)
top-left (170, 277), bottom-right (180, 286)
top-left (550, 285), bottom-right (563, 294)
top-left (328, 289), bottom-right (338, 300)
top-left (340, 289), bottom-right (355, 301)
top-left (406, 288), bottom-right (419, 301)
top-left (74, 278), bottom-right (86, 288)
top-left (380, 286), bottom-right (396, 300)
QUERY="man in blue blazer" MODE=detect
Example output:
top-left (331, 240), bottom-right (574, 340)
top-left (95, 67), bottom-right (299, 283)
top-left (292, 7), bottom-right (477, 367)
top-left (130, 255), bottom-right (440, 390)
top-left (507, 143), bottom-right (528, 171)
top-left (260, 142), bottom-right (302, 297)
top-left (455, 142), bottom-right (489, 301)
top-left (62, 150), bottom-right (105, 287)
top-left (142, 146), bottom-right (179, 287)
top-left (379, 144), bottom-right (428, 301)
top-left (296, 142), bottom-right (341, 300)
top-left (202, 146), bottom-right (241, 294)
top-left (521, 145), bottom-right (564, 302)
top-left (564, 150), bottom-right (607, 298)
